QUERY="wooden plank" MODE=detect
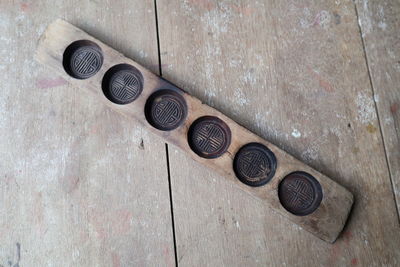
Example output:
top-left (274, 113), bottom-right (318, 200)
top-left (0, 1), bottom-right (174, 266)
top-left (157, 0), bottom-right (400, 265)
top-left (356, 0), bottom-right (400, 214)
top-left (35, 19), bottom-right (354, 243)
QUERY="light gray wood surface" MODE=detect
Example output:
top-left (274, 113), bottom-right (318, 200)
top-left (1, 0), bottom-right (400, 266)
top-left (356, 0), bottom-right (400, 215)
top-left (0, 1), bottom-right (174, 266)
top-left (157, 0), bottom-right (400, 266)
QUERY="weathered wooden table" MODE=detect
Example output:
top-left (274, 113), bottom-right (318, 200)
top-left (0, 0), bottom-right (399, 266)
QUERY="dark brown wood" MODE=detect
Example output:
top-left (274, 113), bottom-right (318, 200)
top-left (63, 40), bottom-right (103, 79)
top-left (145, 89), bottom-right (188, 131)
top-left (102, 64), bottom-right (144, 104)
top-left (188, 116), bottom-right (231, 159)
top-left (279, 172), bottom-right (323, 216)
top-left (233, 142), bottom-right (277, 187)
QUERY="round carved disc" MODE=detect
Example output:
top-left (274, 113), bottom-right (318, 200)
top-left (145, 90), bottom-right (187, 131)
top-left (278, 172), bottom-right (323, 216)
top-left (233, 143), bottom-right (277, 186)
top-left (70, 46), bottom-right (103, 79)
top-left (108, 69), bottom-right (143, 104)
top-left (188, 116), bottom-right (231, 158)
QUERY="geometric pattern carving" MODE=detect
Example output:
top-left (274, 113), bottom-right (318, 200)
top-left (233, 143), bottom-right (277, 186)
top-left (279, 172), bottom-right (323, 216)
top-left (109, 70), bottom-right (142, 103)
top-left (70, 47), bottom-right (102, 79)
top-left (188, 116), bottom-right (231, 158)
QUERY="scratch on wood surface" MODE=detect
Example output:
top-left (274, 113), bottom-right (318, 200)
top-left (33, 192), bottom-right (46, 236)
top-left (300, 9), bottom-right (331, 29)
top-left (307, 66), bottom-right (335, 92)
top-left (36, 77), bottom-right (67, 89)
top-left (0, 13), bottom-right (15, 71)
top-left (111, 252), bottom-right (121, 267)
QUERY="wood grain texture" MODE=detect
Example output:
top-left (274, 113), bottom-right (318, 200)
top-left (157, 0), bottom-right (400, 265)
top-left (35, 19), bottom-right (354, 243)
top-left (0, 1), bottom-right (174, 266)
top-left (2, 0), bottom-right (400, 266)
top-left (356, 0), bottom-right (400, 215)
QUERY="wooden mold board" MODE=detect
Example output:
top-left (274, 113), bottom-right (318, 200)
top-left (35, 19), bottom-right (354, 243)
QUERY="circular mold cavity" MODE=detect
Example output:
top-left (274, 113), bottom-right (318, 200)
top-left (102, 64), bottom-right (144, 104)
top-left (63, 40), bottom-right (103, 79)
top-left (188, 116), bottom-right (231, 159)
top-left (278, 171), bottom-right (323, 216)
top-left (233, 143), bottom-right (277, 187)
top-left (145, 89), bottom-right (187, 131)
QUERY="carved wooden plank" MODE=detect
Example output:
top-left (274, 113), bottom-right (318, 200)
top-left (35, 19), bottom-right (353, 243)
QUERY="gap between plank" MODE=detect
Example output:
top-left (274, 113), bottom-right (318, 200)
top-left (353, 1), bottom-right (400, 222)
top-left (154, 0), bottom-right (163, 77)
top-left (154, 0), bottom-right (178, 265)
top-left (165, 143), bottom-right (178, 266)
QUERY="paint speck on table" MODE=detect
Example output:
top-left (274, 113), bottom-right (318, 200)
top-left (291, 128), bottom-right (301, 138)
top-left (351, 258), bottom-right (358, 265)
top-left (366, 123), bottom-right (377, 133)
top-left (356, 91), bottom-right (377, 124)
